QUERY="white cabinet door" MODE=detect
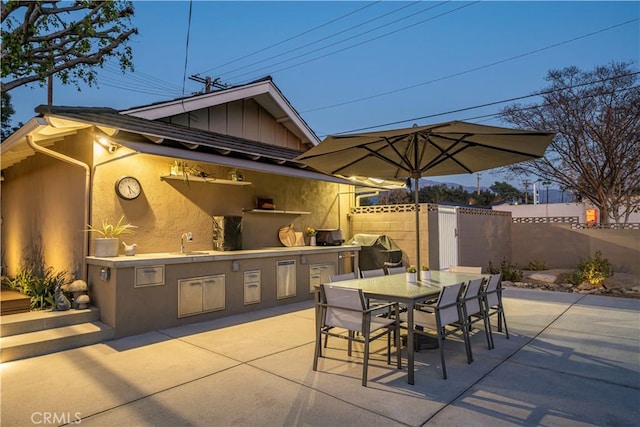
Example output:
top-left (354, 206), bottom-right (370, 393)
top-left (179, 279), bottom-right (203, 317)
top-left (276, 260), bottom-right (296, 299)
top-left (179, 275), bottom-right (225, 317)
top-left (203, 275), bottom-right (225, 312)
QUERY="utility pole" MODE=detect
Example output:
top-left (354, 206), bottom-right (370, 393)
top-left (476, 174), bottom-right (481, 195)
top-left (188, 75), bottom-right (229, 93)
top-left (523, 180), bottom-right (530, 204)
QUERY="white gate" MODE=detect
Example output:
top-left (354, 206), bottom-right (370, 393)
top-left (438, 206), bottom-right (458, 269)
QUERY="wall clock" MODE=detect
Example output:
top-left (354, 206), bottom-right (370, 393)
top-left (115, 176), bottom-right (142, 200)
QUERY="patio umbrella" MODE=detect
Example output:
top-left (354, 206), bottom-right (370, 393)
top-left (295, 120), bottom-right (555, 270)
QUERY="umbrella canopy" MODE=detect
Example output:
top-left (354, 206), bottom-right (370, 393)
top-left (295, 120), bottom-right (555, 270)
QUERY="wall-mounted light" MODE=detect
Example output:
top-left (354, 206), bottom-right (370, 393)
top-left (96, 136), bottom-right (120, 153)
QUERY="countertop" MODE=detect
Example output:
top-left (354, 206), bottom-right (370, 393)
top-left (86, 245), bottom-right (360, 268)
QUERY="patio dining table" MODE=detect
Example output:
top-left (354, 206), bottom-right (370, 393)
top-left (315, 270), bottom-right (488, 385)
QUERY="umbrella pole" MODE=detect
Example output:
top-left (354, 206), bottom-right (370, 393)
top-left (414, 176), bottom-right (420, 271)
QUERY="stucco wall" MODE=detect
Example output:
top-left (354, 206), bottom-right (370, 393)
top-left (511, 223), bottom-right (640, 274)
top-left (90, 150), bottom-right (342, 256)
top-left (1, 131), bottom-right (92, 277)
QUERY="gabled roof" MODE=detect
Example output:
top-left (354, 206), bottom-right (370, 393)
top-left (34, 105), bottom-right (307, 168)
top-left (121, 76), bottom-right (320, 146)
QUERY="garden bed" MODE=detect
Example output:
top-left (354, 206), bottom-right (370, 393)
top-left (503, 269), bottom-right (640, 299)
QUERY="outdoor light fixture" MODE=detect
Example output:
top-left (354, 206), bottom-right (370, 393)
top-left (96, 136), bottom-right (120, 153)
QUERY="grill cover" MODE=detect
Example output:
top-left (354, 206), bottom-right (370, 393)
top-left (349, 234), bottom-right (403, 271)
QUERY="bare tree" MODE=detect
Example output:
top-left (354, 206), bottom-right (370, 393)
top-left (1, 0), bottom-right (137, 93)
top-left (500, 62), bottom-right (640, 224)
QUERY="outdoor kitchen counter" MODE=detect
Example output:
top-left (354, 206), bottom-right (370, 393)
top-left (86, 245), bottom-right (360, 338)
top-left (86, 244), bottom-right (361, 267)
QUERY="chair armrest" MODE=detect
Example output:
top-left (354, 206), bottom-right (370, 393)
top-left (365, 301), bottom-right (398, 315)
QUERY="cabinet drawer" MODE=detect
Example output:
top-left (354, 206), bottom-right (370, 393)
top-left (244, 270), bottom-right (261, 305)
top-left (135, 265), bottom-right (164, 287)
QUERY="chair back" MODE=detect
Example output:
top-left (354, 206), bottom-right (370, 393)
top-left (484, 274), bottom-right (502, 307)
top-left (449, 265), bottom-right (482, 274)
top-left (361, 268), bottom-right (385, 278)
top-left (386, 266), bottom-right (406, 275)
top-left (437, 282), bottom-right (464, 326)
top-left (329, 272), bottom-right (357, 282)
top-left (322, 284), bottom-right (366, 332)
top-left (461, 278), bottom-right (484, 316)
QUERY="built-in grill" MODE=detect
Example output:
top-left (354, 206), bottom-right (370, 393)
top-left (349, 234), bottom-right (403, 272)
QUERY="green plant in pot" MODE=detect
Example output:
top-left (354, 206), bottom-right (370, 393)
top-left (406, 265), bottom-right (417, 282)
top-left (420, 264), bottom-right (431, 280)
top-left (87, 215), bottom-right (137, 257)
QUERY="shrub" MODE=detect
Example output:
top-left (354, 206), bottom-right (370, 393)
top-left (526, 259), bottom-right (547, 271)
top-left (2, 267), bottom-right (71, 310)
top-left (488, 258), bottom-right (523, 282)
top-left (573, 250), bottom-right (613, 287)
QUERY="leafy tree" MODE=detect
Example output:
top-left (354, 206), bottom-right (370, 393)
top-left (490, 181), bottom-right (523, 203)
top-left (418, 184), bottom-right (470, 205)
top-left (377, 189), bottom-right (410, 205)
top-left (1, 0), bottom-right (137, 94)
top-left (500, 62), bottom-right (640, 223)
top-left (1, 91), bottom-right (21, 140)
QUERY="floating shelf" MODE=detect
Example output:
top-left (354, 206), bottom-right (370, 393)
top-left (160, 175), bottom-right (252, 186)
top-left (243, 209), bottom-right (311, 215)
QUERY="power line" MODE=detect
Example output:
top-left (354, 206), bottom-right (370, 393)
top-left (195, 1), bottom-right (383, 76)
top-left (214, 1), bottom-right (431, 79)
top-left (459, 84), bottom-right (640, 124)
top-left (228, 1), bottom-right (476, 83)
top-left (328, 73), bottom-right (640, 135)
top-left (302, 17), bottom-right (640, 114)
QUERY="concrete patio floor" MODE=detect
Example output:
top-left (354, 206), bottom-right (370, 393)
top-left (1, 288), bottom-right (639, 426)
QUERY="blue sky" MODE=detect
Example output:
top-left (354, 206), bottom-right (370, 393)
top-left (7, 1), bottom-right (639, 187)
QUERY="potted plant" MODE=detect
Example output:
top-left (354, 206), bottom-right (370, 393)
top-left (87, 215), bottom-right (137, 257)
top-left (406, 265), bottom-right (417, 283)
top-left (305, 226), bottom-right (317, 246)
top-left (421, 265), bottom-right (431, 280)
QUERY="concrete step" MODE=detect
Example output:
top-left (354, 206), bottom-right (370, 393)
top-left (0, 321), bottom-right (114, 362)
top-left (1, 307), bottom-right (101, 337)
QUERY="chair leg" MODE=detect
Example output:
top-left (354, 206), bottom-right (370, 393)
top-left (347, 331), bottom-right (353, 356)
top-left (464, 322), bottom-right (473, 364)
top-left (500, 308), bottom-right (510, 339)
top-left (363, 333), bottom-right (370, 387)
top-left (437, 334), bottom-right (447, 379)
top-left (482, 315), bottom-right (493, 350)
top-left (395, 322), bottom-right (401, 369)
top-left (386, 327), bottom-right (391, 364)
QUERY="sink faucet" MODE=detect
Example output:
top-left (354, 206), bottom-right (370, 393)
top-left (180, 232), bottom-right (193, 253)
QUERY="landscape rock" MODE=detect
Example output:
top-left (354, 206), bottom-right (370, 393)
top-left (527, 273), bottom-right (557, 283)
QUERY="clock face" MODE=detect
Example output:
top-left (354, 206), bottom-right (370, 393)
top-left (115, 176), bottom-right (141, 200)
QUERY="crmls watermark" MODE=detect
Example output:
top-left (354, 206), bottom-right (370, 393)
top-left (31, 412), bottom-right (82, 424)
